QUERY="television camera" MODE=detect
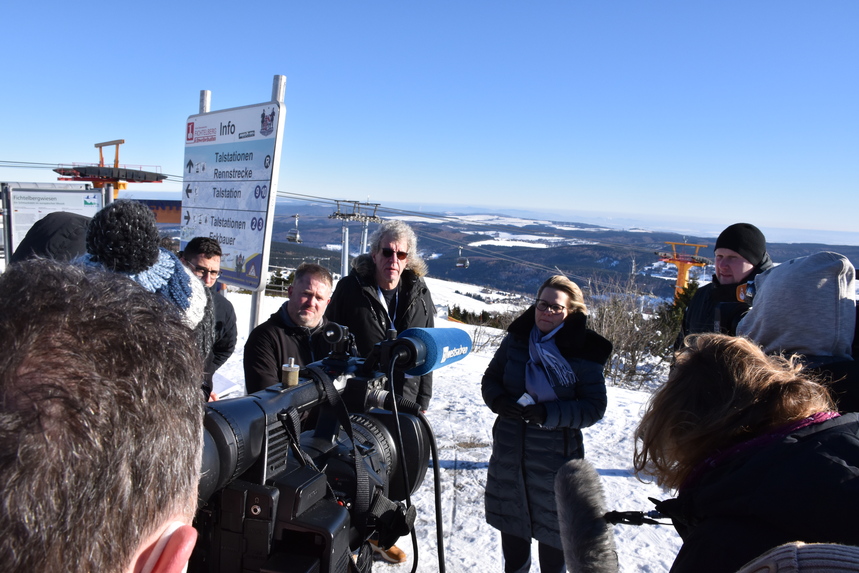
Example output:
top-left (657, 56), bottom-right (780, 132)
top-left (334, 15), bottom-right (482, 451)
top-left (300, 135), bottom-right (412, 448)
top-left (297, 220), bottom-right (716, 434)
top-left (191, 324), bottom-right (472, 573)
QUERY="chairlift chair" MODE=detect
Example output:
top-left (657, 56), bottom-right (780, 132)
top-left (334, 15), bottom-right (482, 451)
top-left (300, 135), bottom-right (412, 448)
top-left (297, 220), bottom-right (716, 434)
top-left (456, 246), bottom-right (470, 268)
top-left (287, 214), bottom-right (302, 243)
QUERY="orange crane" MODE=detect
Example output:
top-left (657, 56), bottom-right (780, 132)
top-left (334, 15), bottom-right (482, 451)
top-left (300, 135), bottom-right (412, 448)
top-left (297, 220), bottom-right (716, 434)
top-left (54, 139), bottom-right (166, 199)
top-left (655, 242), bottom-right (711, 299)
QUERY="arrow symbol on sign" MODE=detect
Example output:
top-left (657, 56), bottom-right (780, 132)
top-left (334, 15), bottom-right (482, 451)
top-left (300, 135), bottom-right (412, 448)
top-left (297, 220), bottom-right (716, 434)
top-left (184, 211), bottom-right (190, 224)
top-left (186, 160), bottom-right (194, 173)
top-left (185, 185), bottom-right (192, 199)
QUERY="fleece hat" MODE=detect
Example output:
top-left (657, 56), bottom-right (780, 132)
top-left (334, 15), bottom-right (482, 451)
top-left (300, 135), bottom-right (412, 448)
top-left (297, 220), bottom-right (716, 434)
top-left (78, 200), bottom-right (214, 355)
top-left (737, 251), bottom-right (856, 359)
top-left (715, 223), bottom-right (768, 268)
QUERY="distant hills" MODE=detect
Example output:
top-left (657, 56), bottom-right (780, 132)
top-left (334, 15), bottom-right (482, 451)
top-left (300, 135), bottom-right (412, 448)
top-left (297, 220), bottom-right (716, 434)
top-left (269, 201), bottom-right (859, 301)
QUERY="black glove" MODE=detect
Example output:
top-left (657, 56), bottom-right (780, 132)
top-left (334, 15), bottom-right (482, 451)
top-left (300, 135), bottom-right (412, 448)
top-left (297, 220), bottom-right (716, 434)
top-left (523, 403), bottom-right (547, 425)
top-left (492, 396), bottom-right (524, 419)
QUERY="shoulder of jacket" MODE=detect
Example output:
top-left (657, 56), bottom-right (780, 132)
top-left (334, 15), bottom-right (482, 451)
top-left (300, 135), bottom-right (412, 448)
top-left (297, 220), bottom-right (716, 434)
top-left (507, 308), bottom-right (536, 338)
top-left (577, 330), bottom-right (613, 366)
top-left (553, 313), bottom-right (612, 365)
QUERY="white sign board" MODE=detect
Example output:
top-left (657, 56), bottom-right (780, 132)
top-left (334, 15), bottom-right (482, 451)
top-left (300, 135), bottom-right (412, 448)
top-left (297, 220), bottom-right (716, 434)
top-left (181, 101), bottom-right (285, 289)
top-left (2, 183), bottom-right (103, 262)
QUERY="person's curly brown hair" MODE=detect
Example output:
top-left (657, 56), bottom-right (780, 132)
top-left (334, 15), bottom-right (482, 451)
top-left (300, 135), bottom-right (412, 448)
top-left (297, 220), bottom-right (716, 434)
top-left (634, 333), bottom-right (834, 490)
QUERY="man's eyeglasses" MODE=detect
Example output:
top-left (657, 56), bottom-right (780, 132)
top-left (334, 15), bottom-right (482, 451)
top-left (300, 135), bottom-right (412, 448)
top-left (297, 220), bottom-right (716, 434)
top-left (535, 299), bottom-right (566, 314)
top-left (380, 248), bottom-right (408, 261)
top-left (193, 266), bottom-right (221, 279)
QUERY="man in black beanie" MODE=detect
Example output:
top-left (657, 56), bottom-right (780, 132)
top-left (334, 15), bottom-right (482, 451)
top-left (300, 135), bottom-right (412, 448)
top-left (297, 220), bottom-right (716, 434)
top-left (676, 222), bottom-right (773, 345)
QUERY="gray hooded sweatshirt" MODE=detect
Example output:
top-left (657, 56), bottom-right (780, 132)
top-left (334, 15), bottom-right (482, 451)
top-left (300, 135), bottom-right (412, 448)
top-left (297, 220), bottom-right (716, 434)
top-left (737, 251), bottom-right (856, 360)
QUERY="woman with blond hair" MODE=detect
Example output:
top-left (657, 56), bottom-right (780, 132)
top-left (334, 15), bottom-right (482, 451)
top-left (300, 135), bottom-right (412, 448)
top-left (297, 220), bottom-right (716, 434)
top-left (483, 275), bottom-right (612, 573)
top-left (635, 333), bottom-right (859, 573)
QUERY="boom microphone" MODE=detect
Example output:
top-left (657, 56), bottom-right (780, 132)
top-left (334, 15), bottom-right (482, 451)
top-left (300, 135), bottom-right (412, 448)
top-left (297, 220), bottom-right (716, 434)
top-left (393, 327), bottom-right (473, 376)
top-left (554, 458), bottom-right (618, 573)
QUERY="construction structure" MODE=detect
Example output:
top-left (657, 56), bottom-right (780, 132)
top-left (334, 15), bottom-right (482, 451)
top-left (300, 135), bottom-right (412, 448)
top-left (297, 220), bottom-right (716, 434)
top-left (54, 139), bottom-right (166, 199)
top-left (655, 242), bottom-right (711, 299)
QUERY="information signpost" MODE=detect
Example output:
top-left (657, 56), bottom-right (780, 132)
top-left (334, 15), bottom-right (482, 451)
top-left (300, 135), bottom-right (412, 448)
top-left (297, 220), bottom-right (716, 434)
top-left (2, 182), bottom-right (104, 265)
top-left (181, 78), bottom-right (286, 295)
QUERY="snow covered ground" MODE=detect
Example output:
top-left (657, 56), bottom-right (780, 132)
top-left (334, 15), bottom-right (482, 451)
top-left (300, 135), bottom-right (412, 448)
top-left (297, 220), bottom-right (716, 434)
top-left (214, 277), bottom-right (682, 572)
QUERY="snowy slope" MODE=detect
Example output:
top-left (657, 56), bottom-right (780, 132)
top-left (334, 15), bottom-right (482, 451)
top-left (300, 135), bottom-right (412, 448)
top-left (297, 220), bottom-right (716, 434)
top-left (214, 281), bottom-right (682, 572)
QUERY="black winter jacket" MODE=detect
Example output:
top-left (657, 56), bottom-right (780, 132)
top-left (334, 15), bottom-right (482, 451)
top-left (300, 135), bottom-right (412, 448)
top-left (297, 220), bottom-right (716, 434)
top-left (205, 288), bottom-right (237, 377)
top-left (656, 413), bottom-right (859, 573)
top-left (678, 255), bottom-right (774, 346)
top-left (482, 309), bottom-right (611, 548)
top-left (325, 254), bottom-right (435, 409)
top-left (243, 305), bottom-right (333, 394)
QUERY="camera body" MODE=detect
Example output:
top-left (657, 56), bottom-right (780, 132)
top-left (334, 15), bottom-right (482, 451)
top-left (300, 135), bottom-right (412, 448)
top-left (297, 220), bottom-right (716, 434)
top-left (191, 326), bottom-right (432, 573)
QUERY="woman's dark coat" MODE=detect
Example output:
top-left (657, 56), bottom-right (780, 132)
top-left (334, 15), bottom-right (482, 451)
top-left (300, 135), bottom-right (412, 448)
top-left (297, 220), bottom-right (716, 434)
top-left (656, 413), bottom-right (859, 573)
top-left (482, 308), bottom-right (612, 548)
top-left (325, 253), bottom-right (435, 409)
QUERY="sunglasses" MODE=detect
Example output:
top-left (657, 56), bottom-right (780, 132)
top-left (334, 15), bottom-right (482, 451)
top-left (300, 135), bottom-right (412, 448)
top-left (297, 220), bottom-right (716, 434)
top-left (380, 248), bottom-right (408, 261)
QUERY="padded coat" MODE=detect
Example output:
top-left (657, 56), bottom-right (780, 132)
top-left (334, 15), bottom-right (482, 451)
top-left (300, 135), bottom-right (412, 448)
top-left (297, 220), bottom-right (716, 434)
top-left (482, 308), bottom-right (611, 548)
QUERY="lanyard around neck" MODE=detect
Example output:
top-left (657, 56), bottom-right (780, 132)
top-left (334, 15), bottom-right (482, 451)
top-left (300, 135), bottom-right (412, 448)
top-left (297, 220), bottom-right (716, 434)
top-left (376, 286), bottom-right (398, 325)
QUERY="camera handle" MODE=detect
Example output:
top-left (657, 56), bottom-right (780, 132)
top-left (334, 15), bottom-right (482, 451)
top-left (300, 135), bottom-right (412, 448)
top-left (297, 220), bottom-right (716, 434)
top-left (305, 363), bottom-right (374, 520)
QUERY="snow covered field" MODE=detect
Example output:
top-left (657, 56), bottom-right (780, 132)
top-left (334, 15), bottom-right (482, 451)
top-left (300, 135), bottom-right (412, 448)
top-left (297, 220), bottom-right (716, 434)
top-left (214, 278), bottom-right (682, 572)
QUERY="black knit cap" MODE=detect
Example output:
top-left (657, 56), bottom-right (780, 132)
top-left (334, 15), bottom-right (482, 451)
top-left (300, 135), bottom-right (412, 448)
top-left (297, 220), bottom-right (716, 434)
top-left (86, 200), bottom-right (160, 273)
top-left (714, 223), bottom-right (768, 267)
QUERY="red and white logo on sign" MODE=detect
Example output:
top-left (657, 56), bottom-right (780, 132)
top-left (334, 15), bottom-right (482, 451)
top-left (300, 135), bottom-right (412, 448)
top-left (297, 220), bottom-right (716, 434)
top-left (186, 122), bottom-right (195, 142)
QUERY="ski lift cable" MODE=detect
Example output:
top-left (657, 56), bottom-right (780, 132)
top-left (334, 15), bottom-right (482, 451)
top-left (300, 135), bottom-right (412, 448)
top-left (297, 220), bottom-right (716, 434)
top-left (275, 191), bottom-right (659, 258)
top-left (415, 231), bottom-right (614, 290)
top-left (273, 192), bottom-right (667, 294)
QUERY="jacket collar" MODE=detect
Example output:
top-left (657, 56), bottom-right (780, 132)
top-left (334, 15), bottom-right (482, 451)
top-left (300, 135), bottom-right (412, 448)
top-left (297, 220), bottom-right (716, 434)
top-left (508, 306), bottom-right (612, 365)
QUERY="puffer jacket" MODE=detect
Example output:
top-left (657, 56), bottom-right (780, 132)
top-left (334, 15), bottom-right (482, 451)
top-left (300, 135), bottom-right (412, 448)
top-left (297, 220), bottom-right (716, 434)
top-left (325, 253), bottom-right (435, 409)
top-left (482, 308), bottom-right (612, 548)
top-left (655, 413), bottom-right (859, 573)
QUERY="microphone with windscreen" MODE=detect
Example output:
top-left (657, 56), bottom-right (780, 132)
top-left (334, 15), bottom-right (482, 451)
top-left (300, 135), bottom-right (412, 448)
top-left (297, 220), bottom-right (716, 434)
top-left (390, 327), bottom-right (472, 376)
top-left (555, 458), bottom-right (619, 573)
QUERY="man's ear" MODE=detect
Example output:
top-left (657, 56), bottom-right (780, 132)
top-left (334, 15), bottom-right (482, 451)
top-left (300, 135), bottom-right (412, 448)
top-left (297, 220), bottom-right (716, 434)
top-left (287, 285), bottom-right (294, 297)
top-left (149, 525), bottom-right (197, 573)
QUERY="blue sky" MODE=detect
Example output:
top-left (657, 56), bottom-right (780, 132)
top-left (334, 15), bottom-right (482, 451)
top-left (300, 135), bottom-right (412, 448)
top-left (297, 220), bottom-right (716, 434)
top-left (2, 1), bottom-right (857, 240)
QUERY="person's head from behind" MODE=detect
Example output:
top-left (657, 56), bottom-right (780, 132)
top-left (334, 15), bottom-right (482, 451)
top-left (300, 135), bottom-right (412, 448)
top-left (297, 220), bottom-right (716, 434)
top-left (287, 262), bottom-right (333, 328)
top-left (737, 251), bottom-right (856, 360)
top-left (0, 259), bottom-right (205, 573)
top-left (368, 220), bottom-right (426, 289)
top-left (182, 236), bottom-right (223, 288)
top-left (634, 333), bottom-right (834, 490)
top-left (714, 223), bottom-right (769, 285)
top-left (534, 275), bottom-right (588, 334)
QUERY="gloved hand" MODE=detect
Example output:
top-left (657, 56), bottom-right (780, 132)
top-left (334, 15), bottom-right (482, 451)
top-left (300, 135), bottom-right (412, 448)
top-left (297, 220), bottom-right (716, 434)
top-left (523, 403), bottom-right (547, 425)
top-left (492, 396), bottom-right (524, 419)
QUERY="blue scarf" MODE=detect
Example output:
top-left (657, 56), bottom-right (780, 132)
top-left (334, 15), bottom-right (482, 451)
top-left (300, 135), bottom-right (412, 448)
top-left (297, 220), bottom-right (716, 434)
top-left (525, 323), bottom-right (578, 403)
